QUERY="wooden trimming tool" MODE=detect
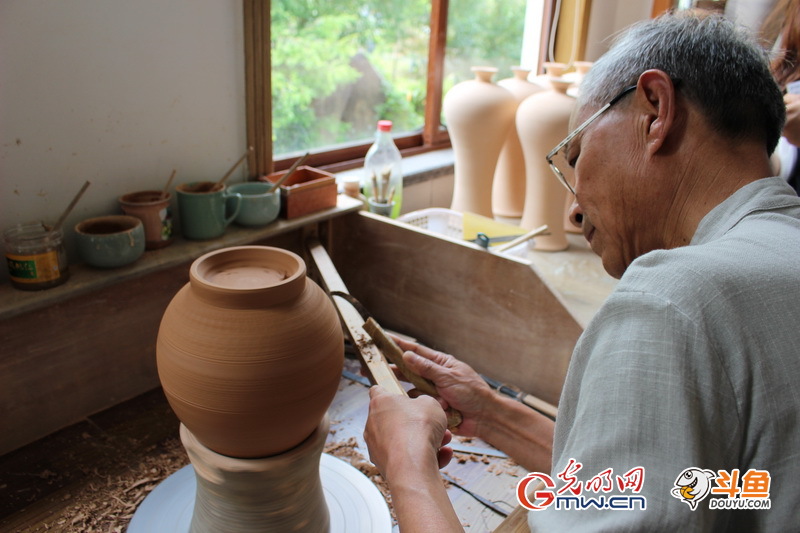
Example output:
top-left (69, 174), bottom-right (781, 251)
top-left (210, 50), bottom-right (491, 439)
top-left (307, 240), bottom-right (461, 429)
top-left (363, 317), bottom-right (462, 428)
top-left (308, 239), bottom-right (406, 396)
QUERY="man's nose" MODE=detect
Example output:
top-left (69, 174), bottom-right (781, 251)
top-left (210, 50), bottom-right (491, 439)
top-left (568, 198), bottom-right (583, 228)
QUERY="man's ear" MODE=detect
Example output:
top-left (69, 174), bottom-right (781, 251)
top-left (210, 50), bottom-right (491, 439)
top-left (636, 69), bottom-right (677, 156)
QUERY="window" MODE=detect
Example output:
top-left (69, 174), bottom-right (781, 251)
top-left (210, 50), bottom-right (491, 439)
top-left (245, 0), bottom-right (553, 175)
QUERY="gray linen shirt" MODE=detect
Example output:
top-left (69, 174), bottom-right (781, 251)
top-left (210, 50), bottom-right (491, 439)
top-left (529, 177), bottom-right (800, 532)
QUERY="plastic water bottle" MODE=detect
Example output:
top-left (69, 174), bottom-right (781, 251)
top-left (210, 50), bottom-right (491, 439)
top-left (362, 120), bottom-right (402, 218)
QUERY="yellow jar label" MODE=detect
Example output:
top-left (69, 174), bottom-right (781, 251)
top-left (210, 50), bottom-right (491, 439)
top-left (5, 251), bottom-right (62, 283)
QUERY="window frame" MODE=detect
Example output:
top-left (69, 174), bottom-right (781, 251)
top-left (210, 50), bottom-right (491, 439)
top-left (243, 0), bottom-right (556, 176)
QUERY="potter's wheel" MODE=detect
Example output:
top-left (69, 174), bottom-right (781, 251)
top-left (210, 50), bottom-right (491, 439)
top-left (127, 453), bottom-right (392, 532)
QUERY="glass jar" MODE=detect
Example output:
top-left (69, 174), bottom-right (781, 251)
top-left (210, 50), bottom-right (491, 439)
top-left (3, 223), bottom-right (69, 290)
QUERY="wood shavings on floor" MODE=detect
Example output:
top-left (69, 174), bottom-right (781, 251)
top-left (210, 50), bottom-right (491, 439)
top-left (17, 437), bottom-right (189, 533)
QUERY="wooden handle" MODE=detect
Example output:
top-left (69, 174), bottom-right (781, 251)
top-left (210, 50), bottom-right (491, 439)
top-left (363, 317), bottom-right (463, 429)
top-left (519, 393), bottom-right (558, 420)
top-left (215, 146), bottom-right (253, 188)
top-left (268, 152), bottom-right (309, 193)
top-left (493, 224), bottom-right (548, 252)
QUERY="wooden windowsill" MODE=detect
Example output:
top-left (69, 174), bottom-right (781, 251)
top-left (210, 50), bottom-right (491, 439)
top-left (0, 195), bottom-right (363, 322)
top-left (333, 147), bottom-right (454, 188)
top-left (0, 147), bottom-right (454, 322)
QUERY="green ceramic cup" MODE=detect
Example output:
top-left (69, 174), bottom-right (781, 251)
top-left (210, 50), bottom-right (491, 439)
top-left (176, 182), bottom-right (242, 240)
top-left (228, 182), bottom-right (281, 227)
top-left (74, 215), bottom-right (145, 268)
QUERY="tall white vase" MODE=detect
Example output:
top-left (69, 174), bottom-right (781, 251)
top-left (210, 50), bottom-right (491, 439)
top-left (444, 66), bottom-right (517, 217)
top-left (492, 67), bottom-right (544, 218)
top-left (517, 77), bottom-right (575, 251)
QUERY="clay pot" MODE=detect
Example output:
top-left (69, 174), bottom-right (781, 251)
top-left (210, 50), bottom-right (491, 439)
top-left (157, 246), bottom-right (344, 458)
top-left (517, 77), bottom-right (575, 251)
top-left (444, 66), bottom-right (517, 217)
top-left (493, 67), bottom-right (544, 218)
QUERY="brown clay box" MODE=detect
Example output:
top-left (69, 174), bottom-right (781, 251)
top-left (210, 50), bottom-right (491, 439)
top-left (260, 166), bottom-right (338, 219)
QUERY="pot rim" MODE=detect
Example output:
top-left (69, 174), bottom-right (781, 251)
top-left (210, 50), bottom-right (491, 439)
top-left (189, 245), bottom-right (306, 309)
top-left (119, 190), bottom-right (171, 205)
top-left (74, 215), bottom-right (143, 235)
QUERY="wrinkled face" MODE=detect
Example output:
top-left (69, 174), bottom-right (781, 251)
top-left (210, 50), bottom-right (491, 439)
top-left (566, 100), bottom-right (656, 279)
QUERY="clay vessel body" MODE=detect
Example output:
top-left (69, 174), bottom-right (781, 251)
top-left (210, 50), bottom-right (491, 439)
top-left (444, 67), bottom-right (517, 217)
top-left (517, 78), bottom-right (574, 250)
top-left (157, 246), bottom-right (344, 458)
top-left (493, 67), bottom-right (544, 217)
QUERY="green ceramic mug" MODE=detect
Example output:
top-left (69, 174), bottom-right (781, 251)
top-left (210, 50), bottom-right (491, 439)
top-left (228, 182), bottom-right (281, 227)
top-left (176, 182), bottom-right (242, 240)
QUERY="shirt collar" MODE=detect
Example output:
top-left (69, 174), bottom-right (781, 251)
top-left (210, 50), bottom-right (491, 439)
top-left (691, 177), bottom-right (800, 246)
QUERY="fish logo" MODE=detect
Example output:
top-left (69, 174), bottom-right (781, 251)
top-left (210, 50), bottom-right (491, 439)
top-left (671, 468), bottom-right (716, 510)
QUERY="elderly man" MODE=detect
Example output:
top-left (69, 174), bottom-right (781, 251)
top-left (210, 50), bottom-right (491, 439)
top-left (364, 11), bottom-right (800, 532)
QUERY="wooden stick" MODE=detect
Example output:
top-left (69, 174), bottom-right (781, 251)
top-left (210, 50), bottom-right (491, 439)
top-left (307, 240), bottom-right (405, 396)
top-left (370, 172), bottom-right (379, 202)
top-left (309, 240), bottom-right (462, 428)
top-left (52, 180), bottom-right (91, 232)
top-left (268, 152), bottom-right (309, 193)
top-left (380, 168), bottom-right (391, 202)
top-left (161, 169), bottom-right (176, 199)
top-left (363, 317), bottom-right (437, 397)
top-left (363, 317), bottom-right (462, 428)
top-left (493, 224), bottom-right (549, 252)
top-left (215, 146), bottom-right (253, 189)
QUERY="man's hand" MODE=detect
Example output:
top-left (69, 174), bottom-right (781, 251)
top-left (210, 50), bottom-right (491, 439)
top-left (364, 386), bottom-right (453, 480)
top-left (363, 387), bottom-right (465, 532)
top-left (392, 336), bottom-right (495, 437)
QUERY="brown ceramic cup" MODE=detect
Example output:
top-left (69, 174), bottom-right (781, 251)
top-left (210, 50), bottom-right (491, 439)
top-left (118, 190), bottom-right (173, 250)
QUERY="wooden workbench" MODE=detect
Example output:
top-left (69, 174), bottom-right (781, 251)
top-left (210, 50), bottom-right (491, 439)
top-left (0, 196), bottom-right (362, 457)
top-left (0, 210), bottom-right (616, 532)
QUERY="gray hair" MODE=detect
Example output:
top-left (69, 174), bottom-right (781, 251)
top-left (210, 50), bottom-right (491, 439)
top-left (579, 11), bottom-right (785, 153)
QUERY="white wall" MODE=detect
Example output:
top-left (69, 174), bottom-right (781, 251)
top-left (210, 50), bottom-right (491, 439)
top-left (0, 1), bottom-right (246, 274)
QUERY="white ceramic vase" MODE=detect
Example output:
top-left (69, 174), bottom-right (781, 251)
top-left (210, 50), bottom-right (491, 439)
top-left (492, 67), bottom-right (544, 218)
top-left (517, 76), bottom-right (575, 251)
top-left (444, 66), bottom-right (517, 217)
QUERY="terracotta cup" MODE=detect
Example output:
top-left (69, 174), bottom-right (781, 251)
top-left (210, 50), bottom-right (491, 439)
top-left (118, 190), bottom-right (173, 249)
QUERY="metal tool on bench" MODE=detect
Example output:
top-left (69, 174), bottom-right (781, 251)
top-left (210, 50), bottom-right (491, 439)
top-left (469, 232), bottom-right (518, 248)
top-left (440, 471), bottom-right (512, 517)
top-left (481, 374), bottom-right (558, 421)
top-left (468, 224), bottom-right (549, 251)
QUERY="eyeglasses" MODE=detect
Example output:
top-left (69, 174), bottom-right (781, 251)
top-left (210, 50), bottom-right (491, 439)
top-left (546, 84), bottom-right (637, 195)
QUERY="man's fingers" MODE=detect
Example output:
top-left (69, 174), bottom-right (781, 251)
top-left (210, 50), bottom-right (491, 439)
top-left (403, 349), bottom-right (452, 383)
